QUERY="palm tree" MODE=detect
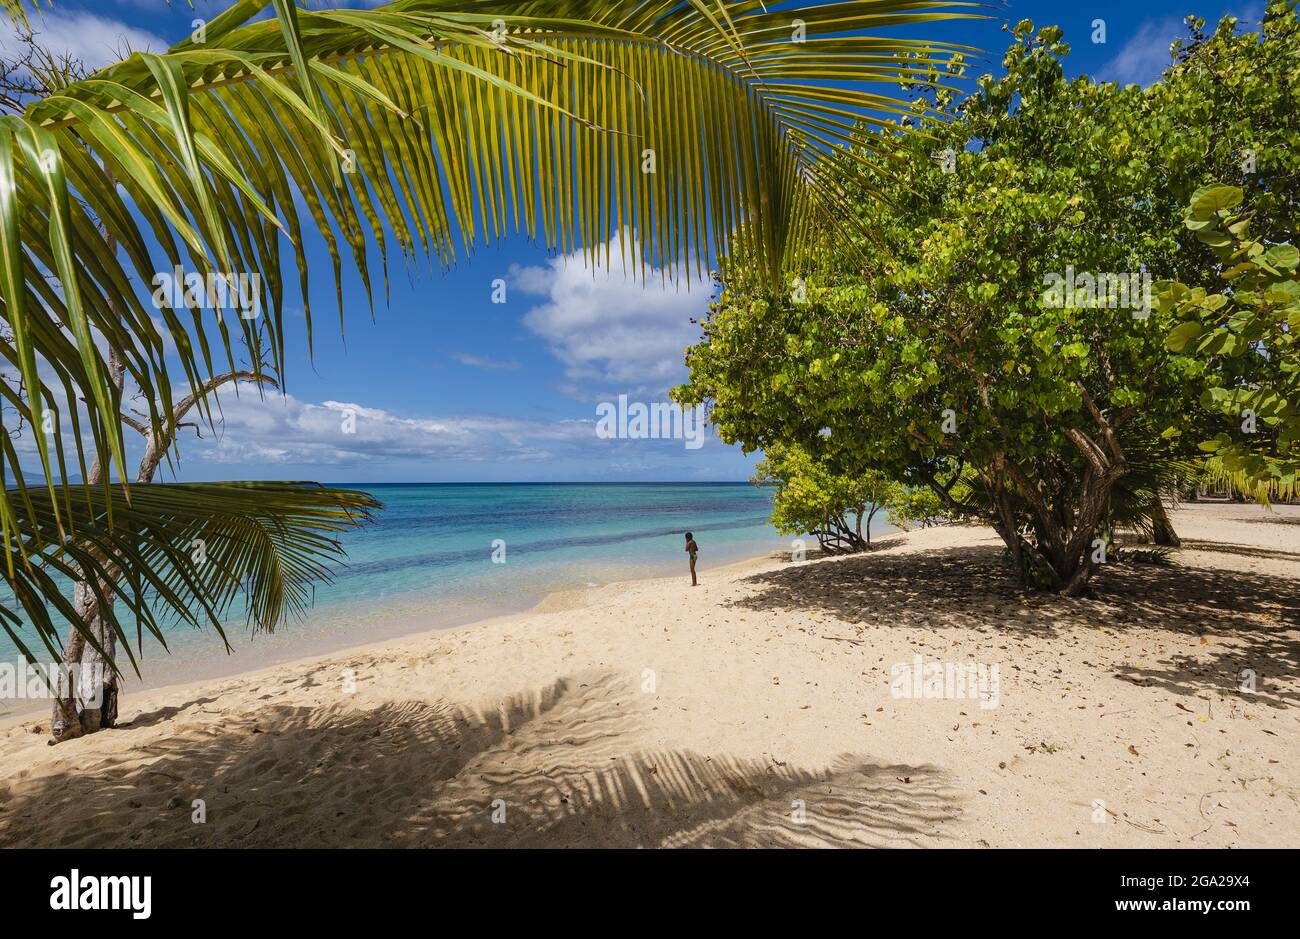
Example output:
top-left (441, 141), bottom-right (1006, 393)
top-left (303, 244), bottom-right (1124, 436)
top-left (0, 0), bottom-right (978, 738)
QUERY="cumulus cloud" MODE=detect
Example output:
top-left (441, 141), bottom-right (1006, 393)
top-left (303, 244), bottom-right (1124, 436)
top-left (510, 233), bottom-right (714, 400)
top-left (183, 386), bottom-right (596, 468)
top-left (11, 381), bottom-right (721, 480)
top-left (0, 10), bottom-right (167, 72)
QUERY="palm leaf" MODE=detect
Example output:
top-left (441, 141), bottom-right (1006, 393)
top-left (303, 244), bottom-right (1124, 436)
top-left (1196, 455), bottom-right (1299, 504)
top-left (0, 481), bottom-right (380, 672)
top-left (0, 0), bottom-right (980, 652)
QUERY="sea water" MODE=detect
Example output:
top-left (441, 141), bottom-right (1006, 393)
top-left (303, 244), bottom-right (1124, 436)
top-left (1, 482), bottom-right (798, 708)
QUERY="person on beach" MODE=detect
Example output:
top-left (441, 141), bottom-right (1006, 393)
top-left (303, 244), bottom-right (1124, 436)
top-left (685, 532), bottom-right (699, 586)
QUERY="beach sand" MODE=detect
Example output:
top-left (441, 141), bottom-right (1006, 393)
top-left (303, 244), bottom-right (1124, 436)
top-left (1, 502), bottom-right (1296, 848)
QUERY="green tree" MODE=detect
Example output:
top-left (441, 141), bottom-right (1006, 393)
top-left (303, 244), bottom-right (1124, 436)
top-left (1131, 1), bottom-right (1299, 505)
top-left (755, 444), bottom-right (892, 553)
top-left (678, 8), bottom-right (1299, 594)
top-left (755, 442), bottom-right (963, 554)
top-left (1150, 4), bottom-right (1300, 253)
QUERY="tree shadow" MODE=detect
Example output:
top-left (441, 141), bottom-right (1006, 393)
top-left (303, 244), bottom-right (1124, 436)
top-left (120, 695), bottom-right (225, 730)
top-left (1242, 514), bottom-right (1300, 526)
top-left (1180, 539), bottom-right (1300, 563)
top-left (730, 541), bottom-right (1048, 631)
top-left (0, 671), bottom-right (962, 848)
top-left (727, 541), bottom-right (1300, 708)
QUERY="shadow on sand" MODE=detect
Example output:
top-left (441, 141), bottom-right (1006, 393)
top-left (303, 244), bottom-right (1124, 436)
top-left (727, 536), bottom-right (1300, 708)
top-left (0, 671), bottom-right (961, 848)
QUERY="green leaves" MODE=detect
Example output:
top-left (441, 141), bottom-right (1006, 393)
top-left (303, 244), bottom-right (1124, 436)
top-left (1265, 244), bottom-right (1300, 271)
top-left (1189, 183), bottom-right (1244, 216)
top-left (1166, 320), bottom-right (1204, 352)
top-left (753, 441), bottom-right (943, 545)
top-left (1165, 184), bottom-right (1300, 490)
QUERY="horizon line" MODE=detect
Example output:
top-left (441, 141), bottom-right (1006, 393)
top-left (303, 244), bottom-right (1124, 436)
top-left (329, 480), bottom-right (760, 486)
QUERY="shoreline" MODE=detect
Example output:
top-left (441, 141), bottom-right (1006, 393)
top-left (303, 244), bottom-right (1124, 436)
top-left (0, 545), bottom-right (794, 728)
top-left (2, 503), bottom-right (1295, 848)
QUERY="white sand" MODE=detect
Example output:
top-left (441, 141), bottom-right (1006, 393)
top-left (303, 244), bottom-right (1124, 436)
top-left (1, 502), bottom-right (1296, 847)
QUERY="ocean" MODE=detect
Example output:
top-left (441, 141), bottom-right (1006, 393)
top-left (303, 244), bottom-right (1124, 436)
top-left (2, 482), bottom-right (796, 709)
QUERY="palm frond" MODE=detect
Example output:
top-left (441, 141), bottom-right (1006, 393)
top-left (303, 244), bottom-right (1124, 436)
top-left (0, 481), bottom-right (380, 672)
top-left (1105, 425), bottom-right (1195, 539)
top-left (1197, 455), bottom-right (1300, 504)
top-left (0, 0), bottom-right (979, 649)
top-left (0, 0), bottom-right (30, 29)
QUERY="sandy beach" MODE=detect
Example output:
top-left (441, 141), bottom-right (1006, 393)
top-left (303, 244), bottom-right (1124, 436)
top-left (1, 502), bottom-right (1296, 848)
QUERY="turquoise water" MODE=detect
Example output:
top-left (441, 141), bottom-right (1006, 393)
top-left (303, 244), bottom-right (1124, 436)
top-left (2, 482), bottom-right (790, 704)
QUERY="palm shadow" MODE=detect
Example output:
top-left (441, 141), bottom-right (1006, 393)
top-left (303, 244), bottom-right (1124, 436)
top-left (727, 540), bottom-right (1300, 708)
top-left (0, 671), bottom-right (962, 848)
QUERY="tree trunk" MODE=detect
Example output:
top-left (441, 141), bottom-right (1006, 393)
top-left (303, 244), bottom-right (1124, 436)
top-left (53, 565), bottom-right (120, 739)
top-left (816, 510), bottom-right (870, 554)
top-left (50, 365), bottom-right (276, 742)
top-left (864, 504), bottom-right (880, 546)
top-left (80, 591), bottom-right (119, 732)
top-left (1150, 497), bottom-right (1181, 547)
top-left (51, 590), bottom-right (88, 741)
top-left (983, 457), bottom-right (1123, 595)
top-left (50, 442), bottom-right (117, 739)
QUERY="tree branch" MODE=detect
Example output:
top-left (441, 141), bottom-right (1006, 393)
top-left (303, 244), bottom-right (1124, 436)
top-left (136, 371), bottom-right (278, 483)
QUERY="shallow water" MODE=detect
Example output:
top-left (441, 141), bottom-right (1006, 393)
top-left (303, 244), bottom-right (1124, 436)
top-left (2, 482), bottom-right (806, 710)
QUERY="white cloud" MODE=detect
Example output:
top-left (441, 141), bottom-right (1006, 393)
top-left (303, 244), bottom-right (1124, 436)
top-left (8, 374), bottom-right (746, 482)
top-left (450, 352), bottom-right (520, 371)
top-left (0, 9), bottom-right (167, 73)
top-left (511, 233), bottom-right (713, 400)
top-left (1097, 17), bottom-right (1183, 86)
top-left (183, 386), bottom-right (596, 468)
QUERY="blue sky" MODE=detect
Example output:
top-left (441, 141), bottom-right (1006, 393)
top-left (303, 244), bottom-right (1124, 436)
top-left (2, 0), bottom-right (1267, 482)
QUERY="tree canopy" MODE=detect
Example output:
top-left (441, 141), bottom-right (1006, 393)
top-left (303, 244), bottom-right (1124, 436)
top-left (678, 4), bottom-right (1300, 593)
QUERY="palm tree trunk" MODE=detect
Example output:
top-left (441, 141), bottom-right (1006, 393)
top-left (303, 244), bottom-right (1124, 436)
top-left (52, 366), bottom-right (276, 741)
top-left (1150, 497), bottom-right (1181, 547)
top-left (78, 586), bottom-right (119, 733)
top-left (51, 593), bottom-right (88, 740)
